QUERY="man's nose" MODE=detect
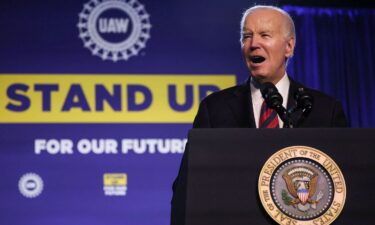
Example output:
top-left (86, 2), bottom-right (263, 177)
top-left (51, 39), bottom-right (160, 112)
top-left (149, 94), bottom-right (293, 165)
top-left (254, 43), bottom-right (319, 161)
top-left (250, 35), bottom-right (261, 50)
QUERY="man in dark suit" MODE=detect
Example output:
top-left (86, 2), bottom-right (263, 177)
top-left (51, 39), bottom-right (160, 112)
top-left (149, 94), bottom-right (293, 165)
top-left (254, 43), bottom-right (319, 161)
top-left (192, 78), bottom-right (347, 128)
top-left (171, 5), bottom-right (347, 225)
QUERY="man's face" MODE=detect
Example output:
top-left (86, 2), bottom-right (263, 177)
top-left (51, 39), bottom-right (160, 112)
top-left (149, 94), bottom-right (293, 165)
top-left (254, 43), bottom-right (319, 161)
top-left (241, 9), bottom-right (295, 84)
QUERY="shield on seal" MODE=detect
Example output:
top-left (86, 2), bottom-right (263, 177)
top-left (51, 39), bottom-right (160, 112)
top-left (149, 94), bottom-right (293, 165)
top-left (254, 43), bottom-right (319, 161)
top-left (297, 189), bottom-right (309, 204)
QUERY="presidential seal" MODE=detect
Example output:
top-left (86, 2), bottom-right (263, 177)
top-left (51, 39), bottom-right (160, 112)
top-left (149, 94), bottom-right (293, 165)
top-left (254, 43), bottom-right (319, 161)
top-left (77, 0), bottom-right (151, 62)
top-left (258, 146), bottom-right (346, 225)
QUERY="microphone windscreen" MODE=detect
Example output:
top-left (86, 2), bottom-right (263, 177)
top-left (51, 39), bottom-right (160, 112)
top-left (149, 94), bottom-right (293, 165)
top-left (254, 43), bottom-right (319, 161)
top-left (260, 82), bottom-right (277, 97)
top-left (260, 82), bottom-right (283, 109)
top-left (294, 88), bottom-right (314, 110)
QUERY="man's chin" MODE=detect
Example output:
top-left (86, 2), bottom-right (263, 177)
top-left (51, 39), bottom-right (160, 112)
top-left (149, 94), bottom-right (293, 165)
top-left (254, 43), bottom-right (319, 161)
top-left (250, 72), bottom-right (284, 85)
top-left (250, 74), bottom-right (269, 84)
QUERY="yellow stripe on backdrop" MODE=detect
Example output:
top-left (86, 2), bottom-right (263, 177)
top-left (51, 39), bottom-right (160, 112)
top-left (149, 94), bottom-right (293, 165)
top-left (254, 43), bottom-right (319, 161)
top-left (0, 74), bottom-right (236, 123)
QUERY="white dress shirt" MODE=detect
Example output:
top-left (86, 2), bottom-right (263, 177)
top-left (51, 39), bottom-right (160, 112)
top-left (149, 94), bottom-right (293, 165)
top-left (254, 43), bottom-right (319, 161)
top-left (250, 74), bottom-right (290, 128)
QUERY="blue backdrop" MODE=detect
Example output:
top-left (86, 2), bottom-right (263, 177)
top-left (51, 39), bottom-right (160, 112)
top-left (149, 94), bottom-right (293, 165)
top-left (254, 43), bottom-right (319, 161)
top-left (285, 6), bottom-right (375, 127)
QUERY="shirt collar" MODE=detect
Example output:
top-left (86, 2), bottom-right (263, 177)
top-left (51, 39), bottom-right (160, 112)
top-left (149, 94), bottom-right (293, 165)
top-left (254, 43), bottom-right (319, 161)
top-left (250, 73), bottom-right (290, 106)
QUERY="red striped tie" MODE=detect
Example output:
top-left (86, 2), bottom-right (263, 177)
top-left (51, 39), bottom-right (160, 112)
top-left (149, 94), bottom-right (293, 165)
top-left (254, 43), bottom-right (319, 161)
top-left (259, 100), bottom-right (279, 128)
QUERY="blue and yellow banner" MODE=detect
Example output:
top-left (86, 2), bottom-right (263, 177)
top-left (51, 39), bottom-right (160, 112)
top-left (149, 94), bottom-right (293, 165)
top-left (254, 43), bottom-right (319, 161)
top-left (0, 74), bottom-right (236, 123)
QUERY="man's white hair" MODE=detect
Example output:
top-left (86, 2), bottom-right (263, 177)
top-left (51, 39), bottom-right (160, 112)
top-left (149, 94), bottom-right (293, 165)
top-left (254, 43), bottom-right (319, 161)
top-left (240, 5), bottom-right (296, 44)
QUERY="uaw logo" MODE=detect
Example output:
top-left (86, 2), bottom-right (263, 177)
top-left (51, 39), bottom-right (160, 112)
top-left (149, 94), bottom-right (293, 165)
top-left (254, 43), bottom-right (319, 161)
top-left (18, 173), bottom-right (44, 198)
top-left (258, 146), bottom-right (346, 225)
top-left (103, 173), bottom-right (127, 196)
top-left (78, 0), bottom-right (151, 62)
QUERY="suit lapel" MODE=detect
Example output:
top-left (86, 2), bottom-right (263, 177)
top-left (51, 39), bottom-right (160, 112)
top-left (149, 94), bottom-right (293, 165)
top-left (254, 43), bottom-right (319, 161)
top-left (226, 77), bottom-right (305, 128)
top-left (287, 78), bottom-right (304, 127)
top-left (228, 80), bottom-right (256, 128)
top-left (287, 78), bottom-right (298, 110)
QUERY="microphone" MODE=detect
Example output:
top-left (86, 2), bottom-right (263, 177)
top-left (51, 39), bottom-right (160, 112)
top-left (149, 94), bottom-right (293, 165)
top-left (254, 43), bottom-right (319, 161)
top-left (294, 88), bottom-right (313, 114)
top-left (260, 82), bottom-right (283, 110)
top-left (260, 82), bottom-right (293, 128)
top-left (287, 87), bottom-right (314, 127)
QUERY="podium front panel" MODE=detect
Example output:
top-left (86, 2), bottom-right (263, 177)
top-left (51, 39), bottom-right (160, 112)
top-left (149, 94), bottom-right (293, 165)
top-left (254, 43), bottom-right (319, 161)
top-left (186, 128), bottom-right (375, 225)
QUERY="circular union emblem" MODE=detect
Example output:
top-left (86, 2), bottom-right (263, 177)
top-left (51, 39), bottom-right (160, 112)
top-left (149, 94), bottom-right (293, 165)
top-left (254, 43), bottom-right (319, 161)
top-left (77, 0), bottom-right (151, 62)
top-left (258, 146), bottom-right (346, 225)
top-left (18, 173), bottom-right (44, 198)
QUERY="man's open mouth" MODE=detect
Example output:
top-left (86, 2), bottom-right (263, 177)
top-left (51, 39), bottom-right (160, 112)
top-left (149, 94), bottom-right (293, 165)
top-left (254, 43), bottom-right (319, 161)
top-left (250, 56), bottom-right (266, 64)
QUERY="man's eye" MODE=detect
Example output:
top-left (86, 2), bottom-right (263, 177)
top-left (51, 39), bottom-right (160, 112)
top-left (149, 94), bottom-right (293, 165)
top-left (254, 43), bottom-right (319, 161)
top-left (243, 35), bottom-right (252, 39)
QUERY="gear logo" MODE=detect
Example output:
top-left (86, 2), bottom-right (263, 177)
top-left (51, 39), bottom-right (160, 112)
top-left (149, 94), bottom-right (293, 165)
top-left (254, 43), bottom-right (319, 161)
top-left (77, 0), bottom-right (151, 62)
top-left (18, 173), bottom-right (44, 198)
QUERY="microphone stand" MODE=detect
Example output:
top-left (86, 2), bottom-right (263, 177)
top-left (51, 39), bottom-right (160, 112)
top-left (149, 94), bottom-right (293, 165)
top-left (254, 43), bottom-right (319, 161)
top-left (274, 105), bottom-right (294, 128)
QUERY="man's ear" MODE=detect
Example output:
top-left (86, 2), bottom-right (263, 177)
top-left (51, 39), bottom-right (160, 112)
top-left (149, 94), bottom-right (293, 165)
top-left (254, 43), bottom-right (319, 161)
top-left (285, 36), bottom-right (295, 58)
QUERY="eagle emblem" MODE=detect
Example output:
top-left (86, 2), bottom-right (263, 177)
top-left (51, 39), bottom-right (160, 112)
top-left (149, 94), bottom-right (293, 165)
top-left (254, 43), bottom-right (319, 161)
top-left (282, 166), bottom-right (324, 212)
